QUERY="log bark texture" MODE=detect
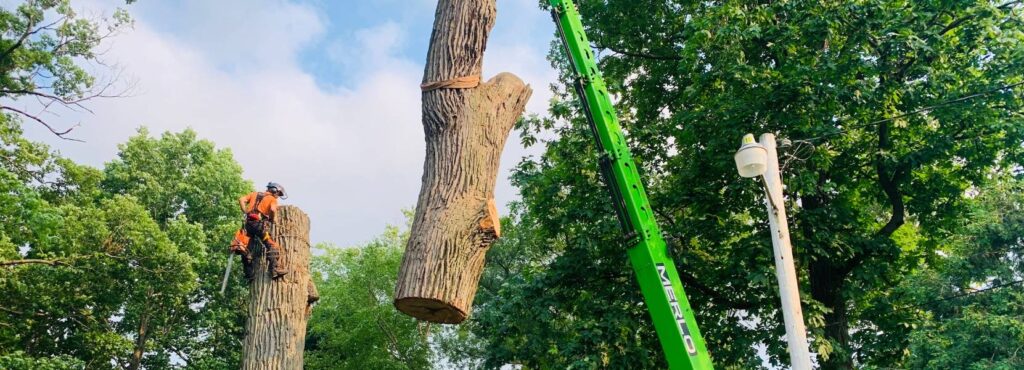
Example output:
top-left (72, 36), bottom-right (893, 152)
top-left (394, 0), bottom-right (532, 324)
top-left (241, 206), bottom-right (318, 370)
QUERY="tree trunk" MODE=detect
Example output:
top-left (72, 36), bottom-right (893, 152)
top-left (128, 308), bottom-right (149, 370)
top-left (802, 189), bottom-right (855, 370)
top-left (241, 206), bottom-right (318, 370)
top-left (810, 260), bottom-right (854, 370)
top-left (394, 0), bottom-right (532, 324)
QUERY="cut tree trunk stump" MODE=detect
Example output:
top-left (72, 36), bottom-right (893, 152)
top-left (241, 206), bottom-right (318, 370)
top-left (394, 0), bottom-right (532, 324)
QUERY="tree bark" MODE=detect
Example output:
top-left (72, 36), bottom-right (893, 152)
top-left (241, 206), bottom-right (318, 370)
top-left (394, 0), bottom-right (532, 324)
top-left (809, 260), bottom-right (854, 370)
top-left (128, 307), bottom-right (149, 370)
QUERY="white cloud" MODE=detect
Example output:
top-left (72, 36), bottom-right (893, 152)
top-left (19, 0), bottom-right (557, 246)
top-left (133, 0), bottom-right (325, 70)
top-left (326, 21), bottom-right (407, 73)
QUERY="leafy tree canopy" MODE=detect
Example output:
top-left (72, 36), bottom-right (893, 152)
top-left (306, 218), bottom-right (436, 370)
top-left (0, 121), bottom-right (252, 369)
top-left (472, 0), bottom-right (1024, 368)
top-left (0, 0), bottom-right (133, 140)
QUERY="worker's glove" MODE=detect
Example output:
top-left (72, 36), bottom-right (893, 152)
top-left (230, 242), bottom-right (248, 255)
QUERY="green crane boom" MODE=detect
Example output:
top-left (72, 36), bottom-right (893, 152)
top-left (547, 1), bottom-right (714, 368)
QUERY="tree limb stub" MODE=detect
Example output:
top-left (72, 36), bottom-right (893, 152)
top-left (394, 0), bottom-right (532, 324)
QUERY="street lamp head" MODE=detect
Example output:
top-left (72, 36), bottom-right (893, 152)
top-left (734, 133), bottom-right (768, 178)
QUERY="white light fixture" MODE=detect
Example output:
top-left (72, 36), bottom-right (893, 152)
top-left (734, 133), bottom-right (768, 178)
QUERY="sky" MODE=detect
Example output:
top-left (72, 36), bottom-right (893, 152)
top-left (17, 0), bottom-right (559, 246)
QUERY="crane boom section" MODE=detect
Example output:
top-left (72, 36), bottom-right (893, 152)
top-left (547, 1), bottom-right (714, 369)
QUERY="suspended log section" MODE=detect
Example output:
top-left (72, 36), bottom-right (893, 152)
top-left (394, 0), bottom-right (532, 324)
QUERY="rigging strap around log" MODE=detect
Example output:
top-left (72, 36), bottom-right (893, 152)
top-left (420, 75), bottom-right (481, 91)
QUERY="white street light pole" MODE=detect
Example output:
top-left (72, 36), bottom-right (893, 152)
top-left (760, 133), bottom-right (812, 370)
top-left (735, 133), bottom-right (812, 370)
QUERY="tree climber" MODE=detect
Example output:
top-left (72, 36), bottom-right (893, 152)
top-left (230, 182), bottom-right (289, 281)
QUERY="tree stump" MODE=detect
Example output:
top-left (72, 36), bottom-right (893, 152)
top-left (394, 0), bottom-right (532, 324)
top-left (241, 206), bottom-right (318, 370)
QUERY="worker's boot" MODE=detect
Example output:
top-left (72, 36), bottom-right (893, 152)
top-left (241, 254), bottom-right (255, 282)
top-left (266, 245), bottom-right (288, 280)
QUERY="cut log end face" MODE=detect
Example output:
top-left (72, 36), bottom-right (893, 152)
top-left (394, 297), bottom-right (468, 324)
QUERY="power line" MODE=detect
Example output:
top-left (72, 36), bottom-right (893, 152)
top-left (898, 278), bottom-right (1024, 311)
top-left (823, 278), bottom-right (1024, 328)
top-left (792, 80), bottom-right (1024, 144)
top-left (866, 80), bottom-right (1024, 127)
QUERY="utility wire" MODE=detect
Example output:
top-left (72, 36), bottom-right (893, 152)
top-left (866, 80), bottom-right (1024, 127)
top-left (792, 80), bottom-right (1024, 144)
top-left (823, 278), bottom-right (1024, 328)
top-left (898, 278), bottom-right (1024, 311)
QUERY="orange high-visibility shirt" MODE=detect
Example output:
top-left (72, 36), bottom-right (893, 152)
top-left (242, 191), bottom-right (278, 217)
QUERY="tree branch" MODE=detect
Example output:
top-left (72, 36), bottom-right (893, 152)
top-left (592, 42), bottom-right (683, 61)
top-left (0, 105), bottom-right (83, 141)
top-left (1, 15), bottom-right (42, 61)
top-left (0, 13), bottom-right (67, 64)
top-left (0, 258), bottom-right (67, 267)
top-left (0, 306), bottom-right (46, 317)
top-left (2, 89), bottom-right (95, 113)
top-left (369, 287), bottom-right (410, 363)
top-left (998, 1), bottom-right (1022, 10)
top-left (875, 121), bottom-right (905, 238)
top-left (939, 14), bottom-right (973, 36)
top-left (677, 269), bottom-right (756, 310)
top-left (894, 13), bottom-right (975, 79)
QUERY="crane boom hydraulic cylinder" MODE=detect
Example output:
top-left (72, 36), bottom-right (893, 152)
top-left (547, 1), bottom-right (714, 368)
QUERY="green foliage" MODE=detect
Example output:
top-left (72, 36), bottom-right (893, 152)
top-left (0, 351), bottom-right (85, 370)
top-left (907, 301), bottom-right (1024, 370)
top-left (473, 0), bottom-right (1024, 369)
top-left (103, 128), bottom-right (251, 228)
top-left (0, 120), bottom-right (253, 368)
top-left (0, 0), bottom-right (132, 139)
top-left (449, 209), bottom-right (560, 367)
top-left (0, 169), bottom-right (196, 368)
top-left (0, 3), bottom-right (266, 366)
top-left (101, 127), bottom-right (253, 369)
top-left (305, 223), bottom-right (434, 370)
top-left (900, 175), bottom-right (1024, 369)
top-left (0, 0), bottom-right (1019, 369)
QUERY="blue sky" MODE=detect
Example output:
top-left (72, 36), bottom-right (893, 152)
top-left (17, 0), bottom-right (559, 245)
top-left (132, 0), bottom-right (557, 89)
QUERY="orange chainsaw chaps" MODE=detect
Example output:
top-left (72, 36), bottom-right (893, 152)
top-left (230, 229), bottom-right (250, 254)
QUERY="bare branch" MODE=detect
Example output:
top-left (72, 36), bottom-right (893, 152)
top-left (0, 258), bottom-right (67, 267)
top-left (0, 105), bottom-right (83, 141)
top-left (0, 306), bottom-right (47, 317)
top-left (592, 41), bottom-right (683, 61)
top-left (3, 89), bottom-right (96, 114)
top-left (998, 1), bottom-right (1022, 10)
